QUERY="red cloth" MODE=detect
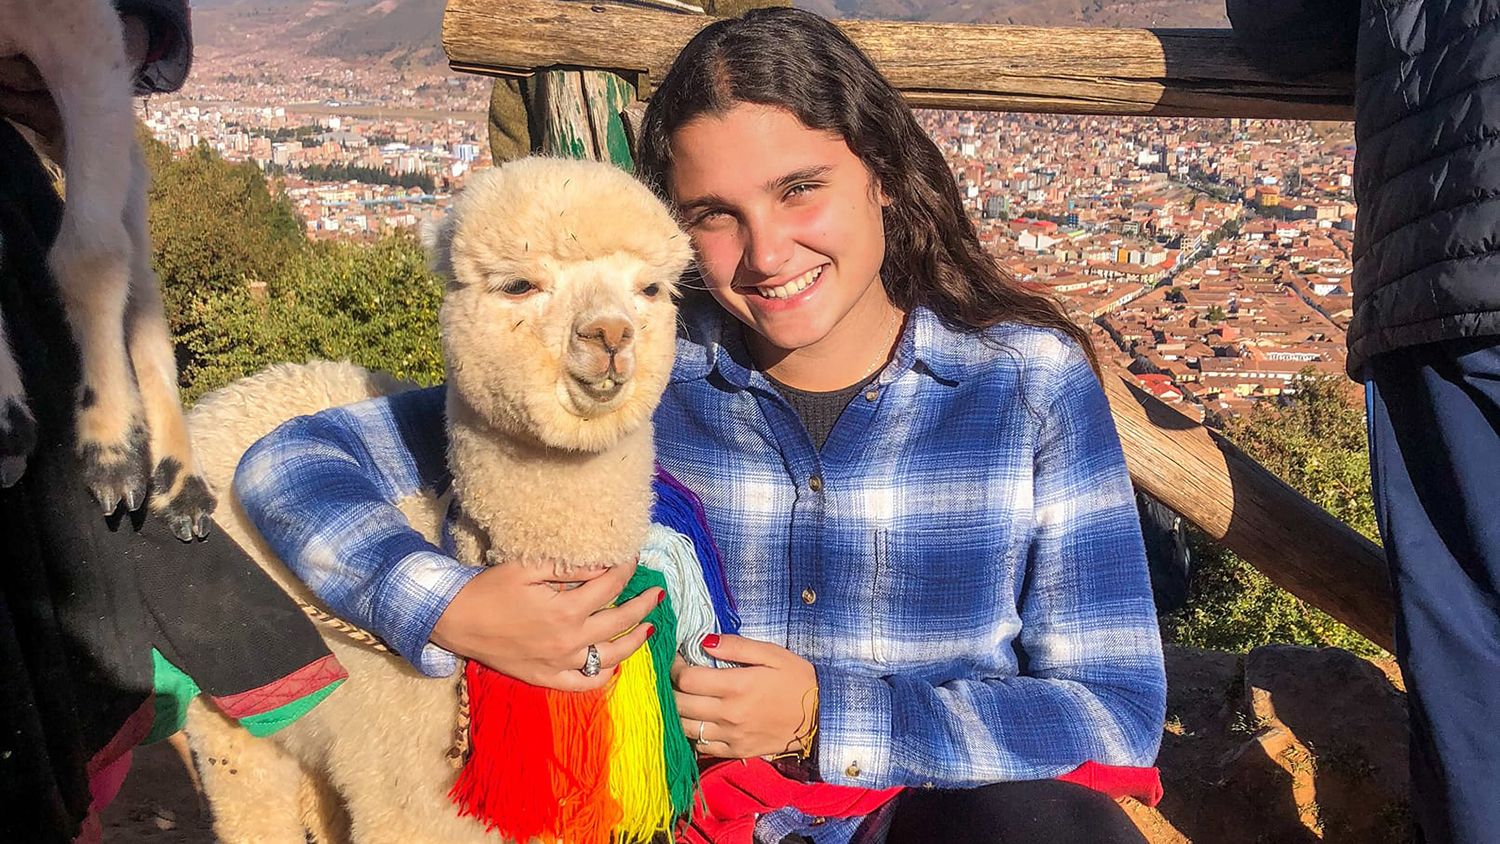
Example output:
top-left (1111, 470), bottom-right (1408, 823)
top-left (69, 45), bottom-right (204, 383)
top-left (1055, 760), bottom-right (1163, 806)
top-left (677, 759), bottom-right (1162, 843)
top-left (679, 758), bottom-right (900, 844)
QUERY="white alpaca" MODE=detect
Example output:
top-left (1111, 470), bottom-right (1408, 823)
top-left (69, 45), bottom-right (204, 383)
top-left (0, 0), bottom-right (214, 537)
top-left (181, 157), bottom-right (694, 842)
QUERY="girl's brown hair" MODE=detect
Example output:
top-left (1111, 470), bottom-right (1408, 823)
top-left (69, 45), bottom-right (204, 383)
top-left (635, 7), bottom-right (1099, 371)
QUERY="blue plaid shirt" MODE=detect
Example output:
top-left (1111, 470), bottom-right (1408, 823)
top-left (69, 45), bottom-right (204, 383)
top-left (236, 302), bottom-right (1165, 839)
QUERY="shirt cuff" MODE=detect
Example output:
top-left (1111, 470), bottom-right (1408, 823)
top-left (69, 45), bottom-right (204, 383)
top-left (813, 664), bottom-right (896, 789)
top-left (372, 550), bottom-right (484, 677)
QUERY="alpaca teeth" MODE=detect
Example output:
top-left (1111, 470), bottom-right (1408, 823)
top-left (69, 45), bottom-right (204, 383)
top-left (598, 377), bottom-right (615, 391)
top-left (757, 266), bottom-right (823, 299)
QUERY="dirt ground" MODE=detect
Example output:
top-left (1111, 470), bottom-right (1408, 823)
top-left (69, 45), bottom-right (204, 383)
top-left (99, 735), bottom-right (214, 842)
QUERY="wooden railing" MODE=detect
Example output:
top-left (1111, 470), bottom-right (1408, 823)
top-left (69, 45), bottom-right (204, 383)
top-left (441, 0), bottom-right (1391, 650)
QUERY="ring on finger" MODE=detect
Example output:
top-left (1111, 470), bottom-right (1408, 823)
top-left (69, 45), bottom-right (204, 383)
top-left (580, 643), bottom-right (602, 677)
top-left (696, 720), bottom-right (707, 745)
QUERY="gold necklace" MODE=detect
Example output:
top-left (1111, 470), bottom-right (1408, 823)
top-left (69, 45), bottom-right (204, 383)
top-left (858, 307), bottom-right (902, 382)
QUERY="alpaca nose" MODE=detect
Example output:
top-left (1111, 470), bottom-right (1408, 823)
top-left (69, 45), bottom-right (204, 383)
top-left (576, 317), bottom-right (634, 356)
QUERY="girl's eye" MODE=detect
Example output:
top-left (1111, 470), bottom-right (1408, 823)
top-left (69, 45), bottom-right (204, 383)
top-left (499, 279), bottom-right (535, 296)
top-left (641, 283), bottom-right (661, 298)
top-left (691, 209), bottom-right (729, 228)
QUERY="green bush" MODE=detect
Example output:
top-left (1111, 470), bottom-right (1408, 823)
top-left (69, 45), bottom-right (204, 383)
top-left (178, 235), bottom-right (445, 403)
top-left (144, 135), bottom-right (305, 332)
top-left (1160, 374), bottom-right (1387, 657)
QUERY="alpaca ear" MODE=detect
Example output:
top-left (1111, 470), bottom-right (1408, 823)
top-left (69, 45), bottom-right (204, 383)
top-left (421, 213), bottom-right (457, 281)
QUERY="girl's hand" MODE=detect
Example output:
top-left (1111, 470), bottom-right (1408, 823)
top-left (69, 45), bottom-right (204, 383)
top-left (430, 558), bottom-right (662, 692)
top-left (672, 635), bottom-right (818, 760)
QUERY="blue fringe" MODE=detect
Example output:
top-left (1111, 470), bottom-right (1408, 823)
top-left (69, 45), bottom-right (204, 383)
top-left (651, 468), bottom-right (740, 635)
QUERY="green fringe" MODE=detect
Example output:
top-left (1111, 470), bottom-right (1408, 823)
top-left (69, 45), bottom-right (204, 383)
top-left (620, 565), bottom-right (699, 819)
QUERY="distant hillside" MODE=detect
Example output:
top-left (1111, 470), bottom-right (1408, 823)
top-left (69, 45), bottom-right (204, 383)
top-left (189, 0), bottom-right (1225, 70)
top-left (795, 0), bottom-right (1226, 27)
top-left (193, 0), bottom-right (447, 67)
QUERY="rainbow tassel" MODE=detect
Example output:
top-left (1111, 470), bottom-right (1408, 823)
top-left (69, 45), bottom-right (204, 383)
top-left (450, 564), bottom-right (702, 842)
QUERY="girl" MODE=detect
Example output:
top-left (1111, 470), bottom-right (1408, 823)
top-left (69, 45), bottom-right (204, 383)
top-left (235, 9), bottom-right (1165, 842)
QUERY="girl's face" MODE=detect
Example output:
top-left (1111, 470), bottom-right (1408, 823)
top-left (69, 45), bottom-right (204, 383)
top-left (667, 103), bottom-right (894, 363)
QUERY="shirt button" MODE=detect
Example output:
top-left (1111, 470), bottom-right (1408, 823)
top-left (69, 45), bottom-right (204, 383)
top-left (845, 762), bottom-right (861, 778)
top-left (808, 474), bottom-right (824, 493)
top-left (922, 781), bottom-right (935, 790)
top-left (810, 817), bottom-right (828, 826)
top-left (801, 587), bottom-right (817, 605)
top-left (864, 389), bottom-right (879, 402)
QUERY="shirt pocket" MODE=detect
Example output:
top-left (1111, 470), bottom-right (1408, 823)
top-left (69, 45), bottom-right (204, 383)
top-left (870, 525), bottom-right (1015, 669)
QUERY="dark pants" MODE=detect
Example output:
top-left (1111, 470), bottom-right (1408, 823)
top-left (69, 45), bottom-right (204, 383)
top-left (877, 779), bottom-right (1147, 843)
top-left (1367, 337), bottom-right (1500, 844)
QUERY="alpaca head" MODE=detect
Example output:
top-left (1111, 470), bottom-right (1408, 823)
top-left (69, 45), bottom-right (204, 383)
top-left (427, 157), bottom-right (693, 452)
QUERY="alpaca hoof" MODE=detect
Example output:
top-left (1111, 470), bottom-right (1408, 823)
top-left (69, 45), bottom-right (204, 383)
top-left (154, 467), bottom-right (216, 542)
top-left (78, 423), bottom-right (152, 515)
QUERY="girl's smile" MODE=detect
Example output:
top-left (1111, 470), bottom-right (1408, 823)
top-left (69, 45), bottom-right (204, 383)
top-left (737, 264), bottom-right (825, 303)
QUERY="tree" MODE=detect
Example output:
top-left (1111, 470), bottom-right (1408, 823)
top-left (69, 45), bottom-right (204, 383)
top-left (178, 235), bottom-right (444, 403)
top-left (1161, 373), bottom-right (1383, 656)
top-left (1206, 304), bottom-right (1228, 321)
top-left (143, 135), bottom-right (305, 334)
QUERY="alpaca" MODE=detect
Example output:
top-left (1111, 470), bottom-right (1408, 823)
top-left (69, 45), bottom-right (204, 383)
top-left (0, 0), bottom-right (214, 538)
top-left (181, 156), bottom-right (695, 843)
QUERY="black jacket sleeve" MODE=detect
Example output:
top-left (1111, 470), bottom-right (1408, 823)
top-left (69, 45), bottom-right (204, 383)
top-left (115, 0), bottom-right (193, 94)
top-left (1226, 0), bottom-right (1359, 77)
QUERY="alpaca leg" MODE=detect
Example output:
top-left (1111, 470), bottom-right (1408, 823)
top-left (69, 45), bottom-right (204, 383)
top-left (26, 10), bottom-right (151, 513)
top-left (122, 143), bottom-right (216, 540)
top-left (306, 662), bottom-right (497, 844)
top-left (0, 299), bottom-right (37, 486)
top-left (299, 768), bottom-right (353, 844)
top-left (183, 699), bottom-right (309, 844)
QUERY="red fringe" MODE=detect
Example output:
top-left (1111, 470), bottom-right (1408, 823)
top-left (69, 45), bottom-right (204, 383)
top-left (448, 662), bottom-right (620, 843)
top-left (449, 662), bottom-right (559, 841)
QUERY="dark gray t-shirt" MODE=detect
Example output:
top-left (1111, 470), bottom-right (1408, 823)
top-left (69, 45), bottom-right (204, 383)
top-left (766, 372), bottom-right (879, 451)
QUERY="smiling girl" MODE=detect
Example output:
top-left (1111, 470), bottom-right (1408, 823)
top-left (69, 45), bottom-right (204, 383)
top-left (235, 8), bottom-right (1165, 842)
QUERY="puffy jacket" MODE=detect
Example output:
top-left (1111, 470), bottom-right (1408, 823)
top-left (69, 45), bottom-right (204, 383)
top-left (1229, 0), bottom-right (1500, 377)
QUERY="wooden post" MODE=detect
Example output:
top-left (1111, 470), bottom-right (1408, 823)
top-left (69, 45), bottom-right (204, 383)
top-left (443, 0), bottom-right (1354, 120)
top-left (1102, 371), bottom-right (1392, 650)
top-left (529, 69), bottom-right (639, 169)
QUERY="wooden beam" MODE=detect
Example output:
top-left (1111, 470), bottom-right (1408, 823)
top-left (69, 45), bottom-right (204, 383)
top-left (443, 0), bottom-right (1353, 120)
top-left (1102, 371), bottom-right (1392, 651)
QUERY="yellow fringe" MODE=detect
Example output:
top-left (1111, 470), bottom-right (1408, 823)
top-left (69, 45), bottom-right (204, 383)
top-left (606, 646), bottom-right (674, 842)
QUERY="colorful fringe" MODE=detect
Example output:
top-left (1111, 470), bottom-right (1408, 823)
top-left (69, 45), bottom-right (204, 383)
top-left (449, 565), bottom-right (700, 843)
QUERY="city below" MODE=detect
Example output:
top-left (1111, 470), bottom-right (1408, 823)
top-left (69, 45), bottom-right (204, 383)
top-left (146, 33), bottom-right (1359, 422)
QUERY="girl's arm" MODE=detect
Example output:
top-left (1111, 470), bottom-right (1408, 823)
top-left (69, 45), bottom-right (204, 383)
top-left (814, 345), bottom-right (1167, 790)
top-left (233, 385), bottom-right (483, 677)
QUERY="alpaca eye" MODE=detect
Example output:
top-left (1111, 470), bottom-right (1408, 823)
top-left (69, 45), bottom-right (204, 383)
top-left (641, 283), bottom-right (661, 298)
top-left (499, 279), bottom-right (535, 296)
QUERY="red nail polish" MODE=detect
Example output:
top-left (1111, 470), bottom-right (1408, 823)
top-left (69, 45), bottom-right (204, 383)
top-left (614, 664), bottom-right (621, 677)
top-left (646, 624), bottom-right (656, 638)
top-left (657, 590), bottom-right (666, 605)
top-left (701, 633), bottom-right (720, 650)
